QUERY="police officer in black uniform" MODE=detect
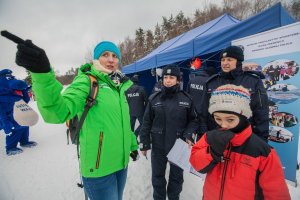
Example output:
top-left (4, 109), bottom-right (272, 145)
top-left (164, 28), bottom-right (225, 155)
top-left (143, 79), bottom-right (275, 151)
top-left (187, 65), bottom-right (216, 141)
top-left (200, 46), bottom-right (269, 142)
top-left (139, 65), bottom-right (198, 200)
top-left (126, 74), bottom-right (148, 136)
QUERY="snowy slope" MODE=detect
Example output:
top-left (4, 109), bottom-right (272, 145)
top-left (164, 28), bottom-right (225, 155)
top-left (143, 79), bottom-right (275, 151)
top-left (0, 102), bottom-right (299, 200)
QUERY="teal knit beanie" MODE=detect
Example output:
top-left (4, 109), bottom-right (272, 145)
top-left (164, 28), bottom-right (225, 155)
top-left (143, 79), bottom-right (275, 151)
top-left (93, 41), bottom-right (121, 61)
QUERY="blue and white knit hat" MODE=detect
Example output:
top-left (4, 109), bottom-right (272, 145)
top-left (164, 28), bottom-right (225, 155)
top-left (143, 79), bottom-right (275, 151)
top-left (208, 84), bottom-right (252, 118)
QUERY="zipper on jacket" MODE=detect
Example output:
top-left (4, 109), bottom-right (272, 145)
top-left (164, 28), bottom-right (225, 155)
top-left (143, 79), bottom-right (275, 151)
top-left (219, 144), bottom-right (232, 200)
top-left (258, 89), bottom-right (263, 107)
top-left (95, 132), bottom-right (104, 169)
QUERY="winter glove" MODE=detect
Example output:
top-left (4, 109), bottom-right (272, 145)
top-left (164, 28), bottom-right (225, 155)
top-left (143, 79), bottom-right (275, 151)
top-left (0, 118), bottom-right (15, 134)
top-left (109, 70), bottom-right (128, 86)
top-left (1, 30), bottom-right (51, 73)
top-left (206, 129), bottom-right (234, 162)
top-left (22, 85), bottom-right (32, 103)
top-left (130, 150), bottom-right (140, 161)
top-left (139, 142), bottom-right (151, 151)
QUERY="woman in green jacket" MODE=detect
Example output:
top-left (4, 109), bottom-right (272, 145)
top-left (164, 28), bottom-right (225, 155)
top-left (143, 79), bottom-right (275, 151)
top-left (3, 31), bottom-right (138, 200)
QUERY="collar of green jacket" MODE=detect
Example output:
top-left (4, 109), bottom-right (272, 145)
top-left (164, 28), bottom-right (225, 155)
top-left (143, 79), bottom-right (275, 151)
top-left (78, 63), bottom-right (131, 89)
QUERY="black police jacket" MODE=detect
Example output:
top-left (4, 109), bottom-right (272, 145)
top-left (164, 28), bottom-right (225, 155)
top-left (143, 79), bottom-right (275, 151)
top-left (200, 68), bottom-right (269, 141)
top-left (187, 72), bottom-right (210, 112)
top-left (125, 83), bottom-right (148, 117)
top-left (139, 88), bottom-right (199, 154)
top-left (187, 71), bottom-right (211, 137)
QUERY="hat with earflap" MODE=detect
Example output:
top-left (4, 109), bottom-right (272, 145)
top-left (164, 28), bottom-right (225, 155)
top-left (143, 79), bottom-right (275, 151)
top-left (220, 46), bottom-right (244, 62)
top-left (208, 84), bottom-right (252, 119)
top-left (162, 65), bottom-right (181, 80)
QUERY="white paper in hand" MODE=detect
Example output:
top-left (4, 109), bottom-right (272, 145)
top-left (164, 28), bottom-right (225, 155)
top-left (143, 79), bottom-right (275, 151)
top-left (167, 138), bottom-right (205, 179)
top-left (13, 99), bottom-right (39, 126)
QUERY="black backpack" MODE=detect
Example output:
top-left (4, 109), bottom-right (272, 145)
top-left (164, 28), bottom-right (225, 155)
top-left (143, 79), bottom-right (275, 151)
top-left (66, 74), bottom-right (99, 145)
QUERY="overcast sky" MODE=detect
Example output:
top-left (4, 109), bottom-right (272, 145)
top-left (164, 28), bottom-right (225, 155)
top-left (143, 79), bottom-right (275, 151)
top-left (0, 0), bottom-right (224, 79)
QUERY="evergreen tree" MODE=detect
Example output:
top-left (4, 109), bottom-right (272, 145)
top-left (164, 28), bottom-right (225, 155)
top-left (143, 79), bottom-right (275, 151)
top-left (154, 23), bottom-right (164, 48)
top-left (161, 16), bottom-right (172, 40)
top-left (145, 30), bottom-right (154, 54)
top-left (135, 27), bottom-right (146, 59)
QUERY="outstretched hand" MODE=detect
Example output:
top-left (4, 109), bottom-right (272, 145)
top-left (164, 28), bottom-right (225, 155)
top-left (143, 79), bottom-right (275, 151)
top-left (1, 30), bottom-right (51, 73)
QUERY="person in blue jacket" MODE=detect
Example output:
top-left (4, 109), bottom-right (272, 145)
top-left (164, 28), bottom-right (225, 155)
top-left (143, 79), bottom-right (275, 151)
top-left (0, 69), bottom-right (37, 155)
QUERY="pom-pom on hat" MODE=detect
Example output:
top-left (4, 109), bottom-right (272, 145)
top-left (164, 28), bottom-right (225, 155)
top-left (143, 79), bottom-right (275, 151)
top-left (220, 46), bottom-right (244, 62)
top-left (93, 41), bottom-right (121, 61)
top-left (208, 84), bottom-right (252, 118)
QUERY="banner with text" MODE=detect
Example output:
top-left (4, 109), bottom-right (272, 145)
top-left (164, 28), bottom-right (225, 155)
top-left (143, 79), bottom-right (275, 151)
top-left (233, 22), bottom-right (300, 184)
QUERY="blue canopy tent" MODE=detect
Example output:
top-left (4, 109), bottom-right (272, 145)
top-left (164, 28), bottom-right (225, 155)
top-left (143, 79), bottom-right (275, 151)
top-left (122, 3), bottom-right (295, 94)
top-left (123, 13), bottom-right (240, 74)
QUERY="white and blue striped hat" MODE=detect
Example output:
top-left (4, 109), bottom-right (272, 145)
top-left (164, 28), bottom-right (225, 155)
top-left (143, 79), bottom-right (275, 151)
top-left (208, 84), bottom-right (252, 118)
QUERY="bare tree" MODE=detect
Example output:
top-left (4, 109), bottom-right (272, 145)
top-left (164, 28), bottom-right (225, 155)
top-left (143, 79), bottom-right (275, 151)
top-left (222, 0), bottom-right (251, 19)
top-left (119, 36), bottom-right (135, 66)
top-left (84, 47), bottom-right (93, 64)
top-left (290, 0), bottom-right (300, 20)
top-left (250, 0), bottom-right (280, 14)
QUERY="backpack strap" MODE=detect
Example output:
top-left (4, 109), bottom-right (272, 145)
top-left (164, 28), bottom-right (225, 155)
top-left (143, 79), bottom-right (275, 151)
top-left (72, 74), bottom-right (98, 200)
top-left (74, 74), bottom-right (99, 158)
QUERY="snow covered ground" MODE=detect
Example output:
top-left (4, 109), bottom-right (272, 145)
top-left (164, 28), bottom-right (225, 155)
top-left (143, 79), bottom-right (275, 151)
top-left (0, 102), bottom-right (299, 200)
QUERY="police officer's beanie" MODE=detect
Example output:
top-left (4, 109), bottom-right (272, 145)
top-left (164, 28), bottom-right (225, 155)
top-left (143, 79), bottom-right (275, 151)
top-left (93, 41), bottom-right (121, 61)
top-left (220, 46), bottom-right (244, 62)
top-left (162, 65), bottom-right (181, 79)
top-left (208, 84), bottom-right (252, 119)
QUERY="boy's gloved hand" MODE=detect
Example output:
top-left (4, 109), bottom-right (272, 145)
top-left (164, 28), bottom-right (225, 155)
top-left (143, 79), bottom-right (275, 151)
top-left (1, 30), bottom-right (51, 73)
top-left (130, 150), bottom-right (140, 161)
top-left (206, 129), bottom-right (234, 162)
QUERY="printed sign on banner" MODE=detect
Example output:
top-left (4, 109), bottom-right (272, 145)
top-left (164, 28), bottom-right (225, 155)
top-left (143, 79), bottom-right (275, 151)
top-left (233, 22), bottom-right (300, 185)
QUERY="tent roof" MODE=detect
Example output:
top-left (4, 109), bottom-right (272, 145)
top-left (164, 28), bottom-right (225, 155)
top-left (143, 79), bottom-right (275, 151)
top-left (122, 3), bottom-right (295, 74)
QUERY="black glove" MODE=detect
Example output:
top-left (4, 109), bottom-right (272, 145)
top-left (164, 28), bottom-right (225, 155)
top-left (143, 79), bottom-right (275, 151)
top-left (206, 129), bottom-right (234, 162)
top-left (1, 30), bottom-right (51, 73)
top-left (130, 150), bottom-right (140, 161)
top-left (139, 142), bottom-right (151, 151)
